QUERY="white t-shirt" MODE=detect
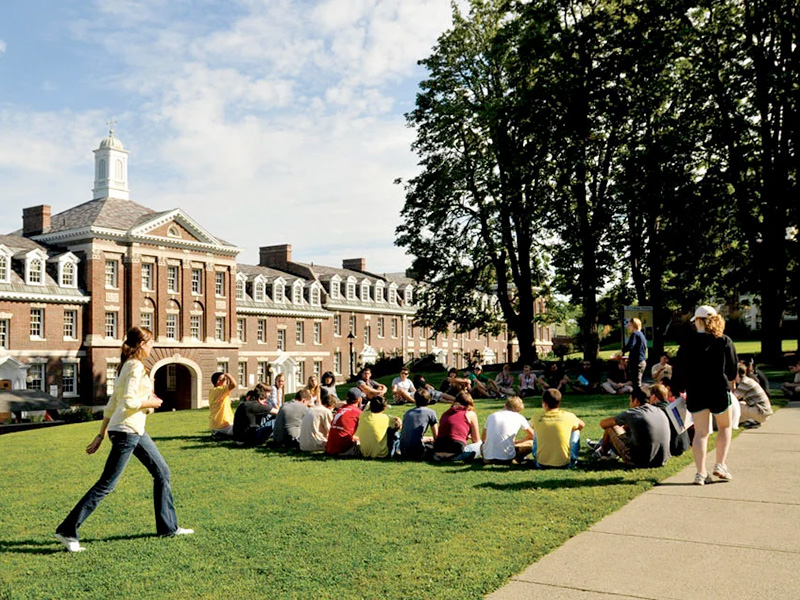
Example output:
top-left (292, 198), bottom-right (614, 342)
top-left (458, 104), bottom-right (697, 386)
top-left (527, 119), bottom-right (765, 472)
top-left (391, 377), bottom-right (416, 396)
top-left (482, 410), bottom-right (530, 461)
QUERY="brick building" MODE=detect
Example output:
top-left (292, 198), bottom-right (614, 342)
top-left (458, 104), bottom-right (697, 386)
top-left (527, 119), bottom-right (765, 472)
top-left (0, 130), bottom-right (553, 412)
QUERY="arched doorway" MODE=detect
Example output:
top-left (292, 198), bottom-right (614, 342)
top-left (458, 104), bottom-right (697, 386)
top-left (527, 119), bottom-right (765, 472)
top-left (149, 355), bottom-right (203, 410)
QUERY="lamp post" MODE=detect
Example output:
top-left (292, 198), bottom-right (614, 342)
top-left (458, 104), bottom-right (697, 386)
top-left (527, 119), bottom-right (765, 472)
top-left (347, 331), bottom-right (355, 379)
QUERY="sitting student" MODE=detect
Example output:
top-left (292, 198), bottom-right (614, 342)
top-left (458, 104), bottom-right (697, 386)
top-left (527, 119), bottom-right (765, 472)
top-left (734, 364), bottom-right (773, 427)
top-left (594, 388), bottom-right (671, 468)
top-left (651, 354), bottom-right (673, 383)
top-left (325, 388), bottom-right (364, 457)
top-left (305, 375), bottom-right (321, 405)
top-left (601, 358), bottom-right (634, 395)
top-left (745, 358), bottom-right (770, 397)
top-left (538, 363), bottom-right (570, 394)
top-left (299, 389), bottom-right (336, 452)
top-left (781, 358), bottom-right (800, 400)
top-left (650, 383), bottom-right (690, 457)
top-left (571, 361), bottom-right (601, 394)
top-left (272, 389), bottom-right (312, 448)
top-left (433, 391), bottom-right (482, 461)
top-left (519, 365), bottom-right (538, 398)
top-left (391, 368), bottom-right (417, 405)
top-left (320, 371), bottom-right (339, 403)
top-left (530, 389), bottom-right (584, 468)
top-left (266, 373), bottom-right (286, 416)
top-left (467, 365), bottom-right (498, 398)
top-left (357, 367), bottom-right (388, 401)
top-left (440, 368), bottom-right (471, 397)
top-left (495, 364), bottom-right (517, 397)
top-left (399, 389), bottom-right (439, 460)
top-left (209, 372), bottom-right (237, 440)
top-left (355, 396), bottom-right (401, 459)
top-left (233, 389), bottom-right (275, 446)
top-left (482, 396), bottom-right (536, 464)
top-left (415, 374), bottom-right (455, 403)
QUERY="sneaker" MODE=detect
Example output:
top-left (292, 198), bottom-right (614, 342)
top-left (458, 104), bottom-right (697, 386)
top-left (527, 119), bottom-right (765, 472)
top-left (54, 532), bottom-right (85, 553)
top-left (693, 473), bottom-right (712, 486)
top-left (586, 439), bottom-right (602, 451)
top-left (713, 464), bottom-right (733, 481)
top-left (163, 527), bottom-right (194, 538)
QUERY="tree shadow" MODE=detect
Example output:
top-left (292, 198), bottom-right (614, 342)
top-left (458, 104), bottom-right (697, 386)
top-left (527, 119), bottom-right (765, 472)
top-left (474, 476), bottom-right (631, 492)
top-left (0, 539), bottom-right (63, 556)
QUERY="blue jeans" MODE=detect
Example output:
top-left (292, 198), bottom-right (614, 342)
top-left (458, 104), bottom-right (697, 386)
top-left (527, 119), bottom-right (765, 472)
top-left (532, 430), bottom-right (581, 468)
top-left (56, 431), bottom-right (178, 539)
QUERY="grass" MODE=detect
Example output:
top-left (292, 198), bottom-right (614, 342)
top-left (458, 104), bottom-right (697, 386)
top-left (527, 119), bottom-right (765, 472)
top-left (0, 372), bottom-right (787, 600)
top-left (568, 338), bottom-right (798, 361)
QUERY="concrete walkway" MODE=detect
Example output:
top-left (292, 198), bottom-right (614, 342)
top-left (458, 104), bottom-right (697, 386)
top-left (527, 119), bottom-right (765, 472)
top-left (488, 401), bottom-right (800, 600)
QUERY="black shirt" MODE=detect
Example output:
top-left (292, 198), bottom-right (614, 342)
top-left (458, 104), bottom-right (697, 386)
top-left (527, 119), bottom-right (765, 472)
top-left (233, 400), bottom-right (272, 445)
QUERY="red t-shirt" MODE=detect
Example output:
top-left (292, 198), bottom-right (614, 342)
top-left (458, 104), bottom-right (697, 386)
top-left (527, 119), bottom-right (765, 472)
top-left (325, 404), bottom-right (362, 454)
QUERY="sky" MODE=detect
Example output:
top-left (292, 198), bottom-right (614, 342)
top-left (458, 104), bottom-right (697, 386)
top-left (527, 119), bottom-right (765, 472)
top-left (0, 0), bottom-right (458, 273)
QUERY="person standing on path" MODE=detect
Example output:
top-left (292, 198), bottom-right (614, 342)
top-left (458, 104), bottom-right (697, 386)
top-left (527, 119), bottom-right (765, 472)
top-left (673, 306), bottom-right (738, 486)
top-left (620, 318), bottom-right (647, 393)
top-left (55, 327), bottom-right (193, 552)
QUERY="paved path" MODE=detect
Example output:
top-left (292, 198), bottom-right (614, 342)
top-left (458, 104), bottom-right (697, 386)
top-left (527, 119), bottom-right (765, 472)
top-left (488, 401), bottom-right (800, 600)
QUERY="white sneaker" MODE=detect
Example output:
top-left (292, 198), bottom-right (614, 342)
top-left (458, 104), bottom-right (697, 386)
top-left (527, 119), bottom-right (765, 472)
top-left (173, 527), bottom-right (194, 536)
top-left (713, 463), bottom-right (733, 481)
top-left (693, 473), bottom-right (712, 486)
top-left (54, 532), bottom-right (85, 553)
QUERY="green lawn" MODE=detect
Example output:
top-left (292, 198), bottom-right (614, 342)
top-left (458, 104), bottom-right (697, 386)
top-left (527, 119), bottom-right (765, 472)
top-left (569, 338), bottom-right (798, 361)
top-left (0, 377), bottom-right (783, 600)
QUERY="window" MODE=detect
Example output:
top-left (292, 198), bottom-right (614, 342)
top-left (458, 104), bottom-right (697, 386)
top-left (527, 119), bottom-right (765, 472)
top-left (465, 329), bottom-right (471, 341)
top-left (296, 361), bottom-right (305, 386)
top-left (191, 269), bottom-right (202, 294)
top-left (377, 317), bottom-right (384, 338)
top-left (164, 364), bottom-right (177, 391)
top-left (331, 281), bottom-right (340, 299)
top-left (166, 314), bottom-right (178, 340)
top-left (408, 322), bottom-right (413, 338)
top-left (167, 265), bottom-right (179, 293)
top-left (274, 283), bottom-right (284, 303)
top-left (142, 263), bottom-right (154, 291)
top-left (405, 288), bottom-right (413, 304)
top-left (0, 254), bottom-right (8, 282)
top-left (314, 322), bottom-right (322, 344)
top-left (257, 319), bottom-right (266, 343)
top-left (63, 310), bottom-right (77, 339)
top-left (311, 286), bottom-right (320, 305)
top-left (254, 282), bottom-right (264, 302)
top-left (105, 260), bottom-right (117, 288)
top-left (0, 319), bottom-right (8, 349)
top-left (215, 272), bottom-right (225, 296)
top-left (190, 315), bottom-right (202, 340)
top-left (257, 362), bottom-right (269, 383)
top-left (141, 312), bottom-right (153, 331)
top-left (349, 315), bottom-right (356, 335)
top-left (167, 225), bottom-right (180, 238)
top-left (105, 312), bottom-right (118, 339)
top-left (346, 282), bottom-right (356, 300)
top-left (296, 321), bottom-right (304, 344)
top-left (443, 328), bottom-right (449, 340)
top-left (419, 326), bottom-right (425, 340)
top-left (62, 363), bottom-right (77, 396)
top-left (217, 361), bottom-right (229, 374)
top-left (106, 364), bottom-right (117, 396)
top-left (62, 262), bottom-right (76, 287)
top-left (391, 318), bottom-right (398, 338)
top-left (334, 351), bottom-right (342, 374)
top-left (237, 318), bottom-right (246, 342)
top-left (30, 308), bottom-right (44, 338)
top-left (215, 317), bottom-right (226, 341)
top-left (277, 329), bottom-right (286, 351)
top-left (236, 278), bottom-right (245, 300)
top-left (292, 285), bottom-right (302, 304)
top-left (26, 258), bottom-right (44, 285)
top-left (388, 288), bottom-right (397, 304)
top-left (333, 314), bottom-right (341, 336)
top-left (364, 325), bottom-right (371, 346)
top-left (375, 286), bottom-right (384, 302)
top-left (313, 361), bottom-right (322, 378)
top-left (238, 361), bottom-right (247, 387)
top-left (360, 282), bottom-right (370, 301)
top-left (27, 363), bottom-right (44, 391)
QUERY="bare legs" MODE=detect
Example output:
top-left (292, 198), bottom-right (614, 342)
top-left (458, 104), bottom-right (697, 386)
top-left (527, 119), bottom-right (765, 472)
top-left (691, 408), bottom-right (732, 476)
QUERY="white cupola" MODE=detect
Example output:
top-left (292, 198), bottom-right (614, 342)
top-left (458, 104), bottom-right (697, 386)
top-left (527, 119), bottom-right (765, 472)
top-left (93, 124), bottom-right (130, 200)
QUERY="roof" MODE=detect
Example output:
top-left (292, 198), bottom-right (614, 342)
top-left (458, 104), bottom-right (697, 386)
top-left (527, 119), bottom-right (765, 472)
top-left (0, 235), bottom-right (48, 254)
top-left (44, 197), bottom-right (156, 233)
top-left (301, 263), bottom-right (383, 283)
top-left (237, 264), bottom-right (307, 283)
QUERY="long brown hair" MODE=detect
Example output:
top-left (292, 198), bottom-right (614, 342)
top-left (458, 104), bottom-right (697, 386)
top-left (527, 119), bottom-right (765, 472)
top-left (705, 314), bottom-right (726, 338)
top-left (453, 391), bottom-right (475, 410)
top-left (118, 327), bottom-right (153, 373)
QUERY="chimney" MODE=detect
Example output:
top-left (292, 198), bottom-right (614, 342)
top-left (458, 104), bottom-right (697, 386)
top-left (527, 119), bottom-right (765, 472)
top-left (22, 205), bottom-right (51, 237)
top-left (343, 258), bottom-right (366, 272)
top-left (259, 244), bottom-right (292, 269)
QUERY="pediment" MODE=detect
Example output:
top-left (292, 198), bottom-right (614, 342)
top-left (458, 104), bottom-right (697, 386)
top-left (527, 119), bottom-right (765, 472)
top-left (129, 209), bottom-right (224, 247)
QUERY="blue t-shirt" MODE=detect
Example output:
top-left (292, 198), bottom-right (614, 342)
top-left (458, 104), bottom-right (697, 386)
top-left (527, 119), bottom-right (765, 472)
top-left (400, 407), bottom-right (438, 459)
top-left (624, 330), bottom-right (647, 364)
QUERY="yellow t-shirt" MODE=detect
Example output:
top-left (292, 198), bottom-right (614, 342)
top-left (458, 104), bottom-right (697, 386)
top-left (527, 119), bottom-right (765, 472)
top-left (531, 409), bottom-right (579, 467)
top-left (356, 410), bottom-right (397, 458)
top-left (208, 385), bottom-right (234, 431)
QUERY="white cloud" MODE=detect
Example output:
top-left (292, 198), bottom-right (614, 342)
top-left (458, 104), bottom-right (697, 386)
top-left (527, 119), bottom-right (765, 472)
top-left (0, 40), bottom-right (6, 54)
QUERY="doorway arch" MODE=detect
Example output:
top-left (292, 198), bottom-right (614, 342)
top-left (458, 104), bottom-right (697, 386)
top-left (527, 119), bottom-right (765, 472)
top-left (149, 354), bottom-right (204, 410)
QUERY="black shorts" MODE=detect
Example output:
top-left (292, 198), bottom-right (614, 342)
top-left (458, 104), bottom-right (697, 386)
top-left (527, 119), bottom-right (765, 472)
top-left (686, 390), bottom-right (731, 415)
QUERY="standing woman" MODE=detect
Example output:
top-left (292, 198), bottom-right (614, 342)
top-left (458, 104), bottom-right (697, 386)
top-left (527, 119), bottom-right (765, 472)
top-left (55, 327), bottom-right (193, 552)
top-left (674, 306), bottom-right (738, 486)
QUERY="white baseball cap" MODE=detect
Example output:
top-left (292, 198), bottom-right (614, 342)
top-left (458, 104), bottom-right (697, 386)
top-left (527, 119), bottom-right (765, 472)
top-left (691, 305), bottom-right (717, 322)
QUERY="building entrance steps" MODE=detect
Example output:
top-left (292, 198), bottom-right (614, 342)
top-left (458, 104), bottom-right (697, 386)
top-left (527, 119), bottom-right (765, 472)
top-left (488, 401), bottom-right (800, 600)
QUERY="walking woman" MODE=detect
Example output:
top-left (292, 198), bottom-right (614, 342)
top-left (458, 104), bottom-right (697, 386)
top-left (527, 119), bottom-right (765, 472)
top-left (55, 327), bottom-right (193, 552)
top-left (674, 306), bottom-right (738, 486)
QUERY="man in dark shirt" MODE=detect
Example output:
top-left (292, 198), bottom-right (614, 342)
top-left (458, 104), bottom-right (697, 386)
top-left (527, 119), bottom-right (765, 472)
top-left (621, 318), bottom-right (647, 393)
top-left (272, 389), bottom-right (312, 448)
top-left (594, 388), bottom-right (671, 468)
top-left (233, 390), bottom-right (274, 446)
top-left (399, 389), bottom-right (439, 460)
top-left (571, 361), bottom-right (600, 394)
top-left (602, 358), bottom-right (634, 395)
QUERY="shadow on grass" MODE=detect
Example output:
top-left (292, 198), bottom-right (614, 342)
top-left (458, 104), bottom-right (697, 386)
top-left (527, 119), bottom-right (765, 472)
top-left (0, 539), bottom-right (63, 556)
top-left (473, 476), bottom-right (631, 492)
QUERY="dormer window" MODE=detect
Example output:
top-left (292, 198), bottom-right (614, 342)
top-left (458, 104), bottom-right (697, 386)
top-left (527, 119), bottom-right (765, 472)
top-left (27, 258), bottom-right (45, 285)
top-left (360, 282), bottom-right (370, 302)
top-left (254, 282), bottom-right (264, 302)
top-left (405, 287), bottom-right (413, 304)
top-left (375, 284), bottom-right (385, 302)
top-left (311, 286), bottom-right (320, 306)
top-left (61, 262), bottom-right (76, 287)
top-left (388, 287), bottom-right (397, 304)
top-left (346, 281), bottom-right (356, 300)
top-left (331, 280), bottom-right (341, 299)
top-left (292, 283), bottom-right (303, 304)
top-left (167, 225), bottom-right (181, 238)
top-left (236, 278), bottom-right (245, 300)
top-left (0, 247), bottom-right (12, 284)
top-left (274, 282), bottom-right (284, 303)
